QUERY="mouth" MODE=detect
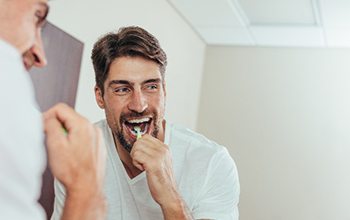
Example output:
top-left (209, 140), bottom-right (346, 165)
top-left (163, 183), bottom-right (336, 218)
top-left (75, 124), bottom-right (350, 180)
top-left (123, 117), bottom-right (152, 139)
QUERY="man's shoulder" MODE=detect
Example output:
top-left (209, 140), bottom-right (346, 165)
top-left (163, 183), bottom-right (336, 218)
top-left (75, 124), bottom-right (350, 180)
top-left (168, 124), bottom-right (237, 191)
top-left (94, 119), bottom-right (112, 139)
top-left (168, 123), bottom-right (227, 156)
top-left (0, 40), bottom-right (20, 59)
top-left (94, 119), bottom-right (108, 129)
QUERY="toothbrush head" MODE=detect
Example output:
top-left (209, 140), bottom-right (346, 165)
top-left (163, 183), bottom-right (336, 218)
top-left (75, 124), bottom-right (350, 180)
top-left (62, 127), bottom-right (68, 136)
top-left (134, 126), bottom-right (142, 139)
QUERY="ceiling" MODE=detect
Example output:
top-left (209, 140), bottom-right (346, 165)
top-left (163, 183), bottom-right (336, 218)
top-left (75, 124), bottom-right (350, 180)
top-left (167, 0), bottom-right (350, 48)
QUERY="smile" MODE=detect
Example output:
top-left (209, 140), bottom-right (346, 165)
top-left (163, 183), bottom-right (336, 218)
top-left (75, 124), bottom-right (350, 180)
top-left (123, 117), bottom-right (152, 138)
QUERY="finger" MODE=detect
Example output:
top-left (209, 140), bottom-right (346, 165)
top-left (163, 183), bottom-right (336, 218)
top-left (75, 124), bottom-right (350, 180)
top-left (44, 103), bottom-right (85, 132)
top-left (132, 138), bottom-right (167, 158)
top-left (45, 117), bottom-right (68, 158)
top-left (130, 148), bottom-right (145, 171)
top-left (44, 103), bottom-right (72, 120)
top-left (133, 160), bottom-right (145, 171)
top-left (45, 117), bottom-right (66, 142)
top-left (131, 150), bottom-right (156, 171)
top-left (139, 134), bottom-right (167, 149)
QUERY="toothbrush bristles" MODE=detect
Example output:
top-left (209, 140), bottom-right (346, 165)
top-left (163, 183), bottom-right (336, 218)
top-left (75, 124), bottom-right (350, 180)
top-left (134, 126), bottom-right (142, 139)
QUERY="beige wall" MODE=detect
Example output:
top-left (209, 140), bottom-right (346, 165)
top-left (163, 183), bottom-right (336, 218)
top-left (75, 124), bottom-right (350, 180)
top-left (47, 0), bottom-right (206, 129)
top-left (45, 1), bottom-right (350, 218)
top-left (198, 46), bottom-right (350, 220)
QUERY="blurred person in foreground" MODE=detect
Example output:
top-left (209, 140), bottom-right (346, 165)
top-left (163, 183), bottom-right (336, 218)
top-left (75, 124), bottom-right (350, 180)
top-left (0, 0), bottom-right (106, 219)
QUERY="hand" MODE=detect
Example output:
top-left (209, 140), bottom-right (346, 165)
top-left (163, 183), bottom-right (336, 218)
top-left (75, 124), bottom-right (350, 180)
top-left (43, 103), bottom-right (106, 196)
top-left (130, 134), bottom-right (179, 206)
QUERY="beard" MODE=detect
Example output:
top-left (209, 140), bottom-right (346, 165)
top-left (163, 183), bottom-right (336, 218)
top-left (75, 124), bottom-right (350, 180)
top-left (114, 110), bottom-right (161, 153)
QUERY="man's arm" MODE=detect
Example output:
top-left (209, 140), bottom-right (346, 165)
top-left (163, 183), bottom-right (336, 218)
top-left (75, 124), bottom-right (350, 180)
top-left (191, 148), bottom-right (240, 220)
top-left (131, 134), bottom-right (194, 220)
top-left (44, 103), bottom-right (106, 220)
top-left (131, 135), bottom-right (239, 220)
top-left (0, 52), bottom-right (46, 220)
top-left (59, 189), bottom-right (106, 220)
top-left (160, 197), bottom-right (194, 220)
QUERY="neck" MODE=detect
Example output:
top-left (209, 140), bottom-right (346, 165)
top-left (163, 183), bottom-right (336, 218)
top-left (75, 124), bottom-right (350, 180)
top-left (113, 136), bottom-right (141, 179)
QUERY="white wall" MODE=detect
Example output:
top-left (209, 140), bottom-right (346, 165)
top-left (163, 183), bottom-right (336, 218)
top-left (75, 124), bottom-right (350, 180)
top-left (47, 0), bottom-right (206, 129)
top-left (198, 46), bottom-right (350, 220)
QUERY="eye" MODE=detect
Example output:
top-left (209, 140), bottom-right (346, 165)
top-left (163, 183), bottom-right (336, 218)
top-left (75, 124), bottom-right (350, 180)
top-left (114, 87), bottom-right (131, 95)
top-left (145, 84), bottom-right (158, 91)
top-left (35, 8), bottom-right (48, 27)
top-left (35, 16), bottom-right (44, 27)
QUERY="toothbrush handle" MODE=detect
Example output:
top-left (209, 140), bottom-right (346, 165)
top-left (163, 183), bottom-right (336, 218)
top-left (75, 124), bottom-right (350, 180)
top-left (136, 132), bottom-right (142, 139)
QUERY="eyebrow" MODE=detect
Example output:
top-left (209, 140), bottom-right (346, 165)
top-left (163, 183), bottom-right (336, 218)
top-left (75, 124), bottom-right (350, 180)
top-left (143, 78), bottom-right (162, 84)
top-left (108, 80), bottom-right (130, 87)
top-left (108, 78), bottom-right (162, 87)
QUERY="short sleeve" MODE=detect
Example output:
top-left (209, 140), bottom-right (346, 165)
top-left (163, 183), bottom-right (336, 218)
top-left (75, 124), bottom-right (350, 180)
top-left (50, 179), bottom-right (66, 220)
top-left (0, 41), bottom-right (46, 220)
top-left (192, 147), bottom-right (240, 220)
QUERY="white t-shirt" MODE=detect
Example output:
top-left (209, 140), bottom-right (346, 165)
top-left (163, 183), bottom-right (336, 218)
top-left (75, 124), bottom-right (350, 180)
top-left (0, 40), bottom-right (46, 220)
top-left (52, 119), bottom-right (240, 220)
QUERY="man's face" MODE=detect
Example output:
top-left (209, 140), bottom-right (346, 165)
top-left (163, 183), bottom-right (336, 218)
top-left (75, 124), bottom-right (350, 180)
top-left (0, 0), bottom-right (49, 69)
top-left (95, 56), bottom-right (166, 153)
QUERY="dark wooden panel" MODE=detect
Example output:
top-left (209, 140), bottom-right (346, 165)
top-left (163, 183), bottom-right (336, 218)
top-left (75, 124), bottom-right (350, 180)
top-left (29, 22), bottom-right (84, 219)
top-left (29, 22), bottom-right (84, 111)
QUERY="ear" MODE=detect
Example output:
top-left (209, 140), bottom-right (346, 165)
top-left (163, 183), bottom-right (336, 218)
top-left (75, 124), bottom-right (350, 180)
top-left (94, 86), bottom-right (105, 109)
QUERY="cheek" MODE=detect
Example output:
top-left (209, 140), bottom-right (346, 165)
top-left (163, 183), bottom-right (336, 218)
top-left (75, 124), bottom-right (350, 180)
top-left (104, 107), bottom-right (122, 131)
top-left (153, 95), bottom-right (166, 115)
top-left (18, 15), bottom-right (37, 51)
top-left (104, 98), bottom-right (126, 120)
top-left (159, 92), bottom-right (166, 107)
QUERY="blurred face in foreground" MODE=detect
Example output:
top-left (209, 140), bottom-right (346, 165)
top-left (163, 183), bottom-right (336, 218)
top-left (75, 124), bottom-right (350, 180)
top-left (0, 0), bottom-right (49, 70)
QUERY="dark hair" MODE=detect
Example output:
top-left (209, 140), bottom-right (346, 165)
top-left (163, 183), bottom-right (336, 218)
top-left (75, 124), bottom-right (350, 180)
top-left (91, 26), bottom-right (167, 95)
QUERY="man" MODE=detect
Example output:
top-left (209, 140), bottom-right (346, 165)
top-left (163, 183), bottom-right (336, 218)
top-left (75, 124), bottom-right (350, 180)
top-left (0, 0), bottom-right (106, 219)
top-left (52, 26), bottom-right (240, 220)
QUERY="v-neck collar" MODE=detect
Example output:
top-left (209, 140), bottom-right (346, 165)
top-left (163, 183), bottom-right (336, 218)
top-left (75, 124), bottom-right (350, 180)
top-left (106, 120), bottom-right (171, 185)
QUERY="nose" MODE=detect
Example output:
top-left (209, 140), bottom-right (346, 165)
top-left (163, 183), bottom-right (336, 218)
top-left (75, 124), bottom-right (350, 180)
top-left (31, 29), bottom-right (47, 68)
top-left (127, 89), bottom-right (148, 113)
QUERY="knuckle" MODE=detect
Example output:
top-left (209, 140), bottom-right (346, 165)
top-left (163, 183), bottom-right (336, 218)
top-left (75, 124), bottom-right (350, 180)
top-left (132, 150), bottom-right (141, 159)
top-left (159, 146), bottom-right (168, 154)
top-left (56, 102), bottom-right (67, 109)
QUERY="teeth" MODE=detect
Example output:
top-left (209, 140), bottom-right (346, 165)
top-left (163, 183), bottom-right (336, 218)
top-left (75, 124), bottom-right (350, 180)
top-left (127, 117), bottom-right (150, 124)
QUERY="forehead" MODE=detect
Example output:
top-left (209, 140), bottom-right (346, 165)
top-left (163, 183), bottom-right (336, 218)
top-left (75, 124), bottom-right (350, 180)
top-left (35, 0), bottom-right (49, 10)
top-left (18, 0), bottom-right (49, 14)
top-left (33, 0), bottom-right (48, 4)
top-left (26, 0), bottom-right (48, 7)
top-left (10, 0), bottom-right (47, 10)
top-left (107, 56), bottom-right (162, 82)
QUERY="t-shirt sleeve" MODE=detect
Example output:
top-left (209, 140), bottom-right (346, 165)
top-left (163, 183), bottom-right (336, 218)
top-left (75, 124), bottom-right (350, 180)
top-left (192, 147), bottom-right (240, 220)
top-left (0, 42), bottom-right (46, 220)
top-left (50, 179), bottom-right (66, 220)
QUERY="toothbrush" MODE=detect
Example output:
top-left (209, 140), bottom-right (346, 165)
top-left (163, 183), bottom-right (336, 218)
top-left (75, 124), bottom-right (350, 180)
top-left (134, 126), bottom-right (142, 139)
top-left (62, 126), bottom-right (68, 136)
